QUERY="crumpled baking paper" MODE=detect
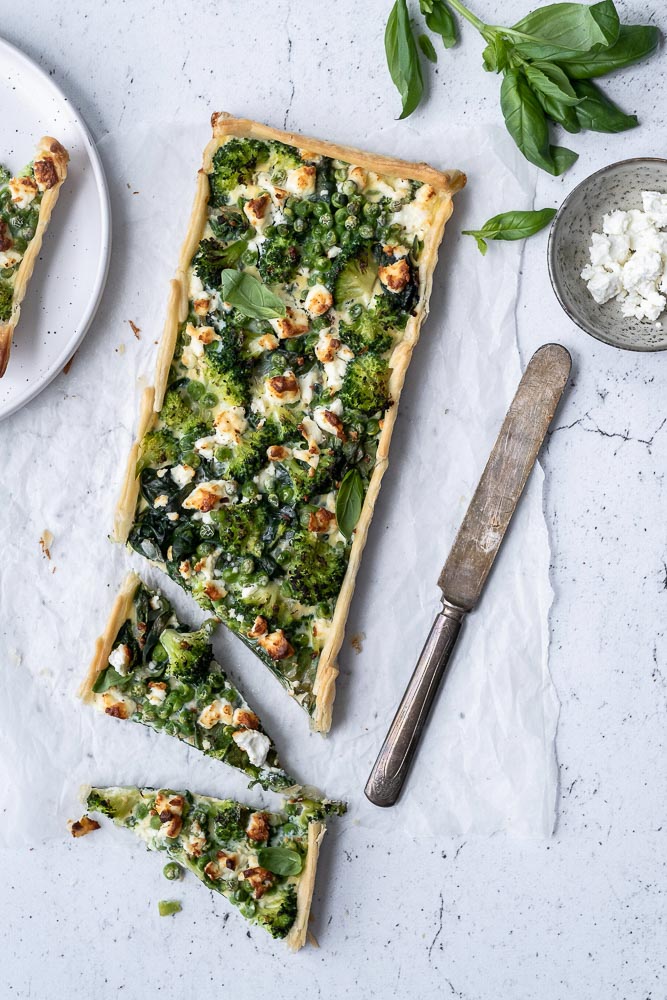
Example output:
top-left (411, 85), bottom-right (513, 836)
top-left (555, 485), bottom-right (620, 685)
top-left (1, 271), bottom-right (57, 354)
top-left (0, 122), bottom-right (558, 845)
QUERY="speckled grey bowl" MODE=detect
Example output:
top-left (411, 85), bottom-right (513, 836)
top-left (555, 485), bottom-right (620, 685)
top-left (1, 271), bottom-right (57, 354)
top-left (548, 157), bottom-right (667, 352)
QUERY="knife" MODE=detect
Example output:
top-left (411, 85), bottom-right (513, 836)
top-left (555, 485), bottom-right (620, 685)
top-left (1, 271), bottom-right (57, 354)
top-left (364, 343), bottom-right (572, 808)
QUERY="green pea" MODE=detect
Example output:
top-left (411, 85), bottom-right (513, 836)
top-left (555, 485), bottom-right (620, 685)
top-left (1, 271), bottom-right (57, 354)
top-left (316, 602), bottom-right (330, 618)
top-left (242, 480), bottom-right (259, 499)
top-left (345, 215), bottom-right (359, 230)
top-left (135, 803), bottom-right (149, 820)
top-left (150, 814), bottom-right (162, 830)
top-left (313, 201), bottom-right (329, 218)
top-left (181, 450), bottom-right (200, 468)
top-left (239, 900), bottom-right (257, 918)
top-left (293, 217), bottom-right (306, 234)
top-left (187, 380), bottom-right (206, 400)
top-left (359, 224), bottom-right (374, 240)
top-left (363, 201), bottom-right (380, 220)
top-left (334, 168), bottom-right (347, 182)
top-left (163, 862), bottom-right (184, 881)
top-left (242, 247), bottom-right (258, 266)
top-left (331, 191), bottom-right (347, 208)
top-left (324, 229), bottom-right (337, 247)
top-left (152, 643), bottom-right (168, 663)
top-left (267, 492), bottom-right (280, 508)
top-left (202, 392), bottom-right (218, 408)
top-left (342, 180), bottom-right (357, 196)
top-left (367, 418), bottom-right (380, 435)
top-left (294, 200), bottom-right (311, 218)
top-left (334, 208), bottom-right (348, 226)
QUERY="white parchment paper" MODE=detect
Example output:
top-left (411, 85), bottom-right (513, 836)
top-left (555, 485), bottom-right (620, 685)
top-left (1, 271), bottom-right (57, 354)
top-left (0, 123), bottom-right (558, 845)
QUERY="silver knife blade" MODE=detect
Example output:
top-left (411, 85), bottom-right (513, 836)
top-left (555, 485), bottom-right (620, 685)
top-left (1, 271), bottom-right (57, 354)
top-left (438, 343), bottom-right (571, 611)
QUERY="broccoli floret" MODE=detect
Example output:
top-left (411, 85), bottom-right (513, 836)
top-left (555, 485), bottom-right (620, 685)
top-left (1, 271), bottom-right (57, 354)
top-left (160, 388), bottom-right (206, 437)
top-left (339, 353), bottom-right (390, 415)
top-left (209, 207), bottom-right (250, 242)
top-left (0, 280), bottom-right (12, 321)
top-left (159, 621), bottom-right (217, 681)
top-left (339, 295), bottom-right (405, 355)
top-left (213, 801), bottom-right (249, 842)
top-left (281, 531), bottom-right (347, 606)
top-left (137, 428), bottom-right (179, 472)
top-left (209, 139), bottom-right (269, 204)
top-left (257, 229), bottom-right (301, 285)
top-left (268, 140), bottom-right (303, 177)
top-left (192, 238), bottom-right (247, 289)
top-left (256, 885), bottom-right (298, 939)
top-left (86, 790), bottom-right (116, 817)
top-left (284, 796), bottom-right (348, 828)
top-left (276, 449), bottom-right (340, 502)
top-left (224, 424), bottom-right (275, 481)
top-left (202, 330), bottom-right (251, 406)
top-left (212, 501), bottom-right (268, 557)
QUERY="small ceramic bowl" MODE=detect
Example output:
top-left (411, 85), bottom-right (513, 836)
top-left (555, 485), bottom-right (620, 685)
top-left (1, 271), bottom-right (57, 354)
top-left (548, 157), bottom-right (667, 352)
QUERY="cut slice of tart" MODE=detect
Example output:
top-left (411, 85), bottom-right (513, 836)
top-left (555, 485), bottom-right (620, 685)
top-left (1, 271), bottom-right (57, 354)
top-left (79, 572), bottom-right (297, 792)
top-left (0, 136), bottom-right (69, 376)
top-left (84, 785), bottom-right (343, 950)
top-left (115, 113), bottom-right (465, 731)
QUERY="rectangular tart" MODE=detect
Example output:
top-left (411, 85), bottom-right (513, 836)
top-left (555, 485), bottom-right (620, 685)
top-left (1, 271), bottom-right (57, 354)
top-left (115, 112), bottom-right (465, 732)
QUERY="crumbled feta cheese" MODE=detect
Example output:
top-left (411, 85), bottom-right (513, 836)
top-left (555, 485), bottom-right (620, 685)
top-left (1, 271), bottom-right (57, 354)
top-left (582, 192), bottom-right (667, 324)
top-left (108, 644), bottom-right (131, 674)
top-left (153, 494), bottom-right (169, 508)
top-left (198, 699), bottom-right (234, 729)
top-left (171, 464), bottom-right (195, 487)
top-left (232, 728), bottom-right (271, 767)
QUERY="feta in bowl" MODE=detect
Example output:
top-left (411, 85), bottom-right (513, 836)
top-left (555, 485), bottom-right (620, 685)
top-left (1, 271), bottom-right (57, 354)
top-left (548, 159), bottom-right (667, 351)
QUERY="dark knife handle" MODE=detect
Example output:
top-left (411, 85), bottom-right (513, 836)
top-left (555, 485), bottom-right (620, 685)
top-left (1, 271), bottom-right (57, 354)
top-left (364, 601), bottom-right (467, 807)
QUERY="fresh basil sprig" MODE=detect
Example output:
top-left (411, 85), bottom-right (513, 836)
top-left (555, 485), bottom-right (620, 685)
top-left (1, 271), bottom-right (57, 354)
top-left (336, 468), bottom-right (365, 541)
top-left (383, 0), bottom-right (659, 173)
top-left (219, 269), bottom-right (286, 320)
top-left (462, 207), bottom-right (557, 255)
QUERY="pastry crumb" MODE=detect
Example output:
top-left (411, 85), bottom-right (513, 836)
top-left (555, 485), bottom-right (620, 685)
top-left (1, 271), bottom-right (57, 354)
top-left (128, 320), bottom-right (141, 339)
top-left (39, 529), bottom-right (54, 560)
top-left (350, 632), bottom-right (365, 654)
top-left (62, 353), bottom-right (76, 374)
top-left (68, 815), bottom-right (100, 838)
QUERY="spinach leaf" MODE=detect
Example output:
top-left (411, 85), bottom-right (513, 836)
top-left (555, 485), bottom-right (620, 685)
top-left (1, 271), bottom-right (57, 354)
top-left (418, 34), bottom-right (438, 62)
top-left (573, 79), bottom-right (638, 132)
top-left (92, 666), bottom-right (131, 694)
top-left (512, 1), bottom-right (619, 53)
top-left (219, 270), bottom-right (286, 319)
top-left (462, 207), bottom-right (557, 255)
top-left (385, 0), bottom-right (424, 119)
top-left (420, 0), bottom-right (457, 49)
top-left (336, 468), bottom-right (365, 541)
top-left (558, 24), bottom-right (660, 78)
top-left (256, 846), bottom-right (303, 877)
top-left (500, 70), bottom-right (554, 173)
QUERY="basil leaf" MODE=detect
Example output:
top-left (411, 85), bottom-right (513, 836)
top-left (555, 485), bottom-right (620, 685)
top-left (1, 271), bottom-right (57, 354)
top-left (535, 91), bottom-right (581, 133)
top-left (512, 1), bottom-right (619, 52)
top-left (421, 0), bottom-right (457, 49)
top-left (524, 62), bottom-right (580, 106)
top-left (219, 270), bottom-right (286, 319)
top-left (573, 79), bottom-right (638, 133)
top-left (336, 468), bottom-right (365, 541)
top-left (559, 24), bottom-right (660, 78)
top-left (256, 847), bottom-right (303, 877)
top-left (548, 144), bottom-right (579, 174)
top-left (92, 666), bottom-right (130, 694)
top-left (418, 34), bottom-right (438, 63)
top-left (500, 70), bottom-right (554, 173)
top-left (482, 36), bottom-right (510, 73)
top-left (462, 208), bottom-right (557, 254)
top-left (385, 0), bottom-right (424, 120)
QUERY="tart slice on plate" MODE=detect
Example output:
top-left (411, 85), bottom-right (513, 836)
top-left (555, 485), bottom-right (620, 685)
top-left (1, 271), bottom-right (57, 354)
top-left (115, 113), bottom-right (464, 731)
top-left (83, 784), bottom-right (343, 950)
top-left (0, 136), bottom-right (68, 376)
top-left (79, 572), bottom-right (298, 793)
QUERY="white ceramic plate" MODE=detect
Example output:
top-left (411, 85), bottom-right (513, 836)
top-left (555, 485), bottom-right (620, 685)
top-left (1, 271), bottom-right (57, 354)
top-left (0, 36), bottom-right (111, 420)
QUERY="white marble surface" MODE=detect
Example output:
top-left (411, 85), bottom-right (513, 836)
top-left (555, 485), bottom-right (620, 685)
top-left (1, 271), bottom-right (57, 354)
top-left (2, 1), bottom-right (667, 997)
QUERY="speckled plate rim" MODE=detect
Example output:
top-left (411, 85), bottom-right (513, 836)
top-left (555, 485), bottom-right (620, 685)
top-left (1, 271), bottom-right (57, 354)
top-left (547, 155), bottom-right (667, 353)
top-left (0, 34), bottom-right (112, 419)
